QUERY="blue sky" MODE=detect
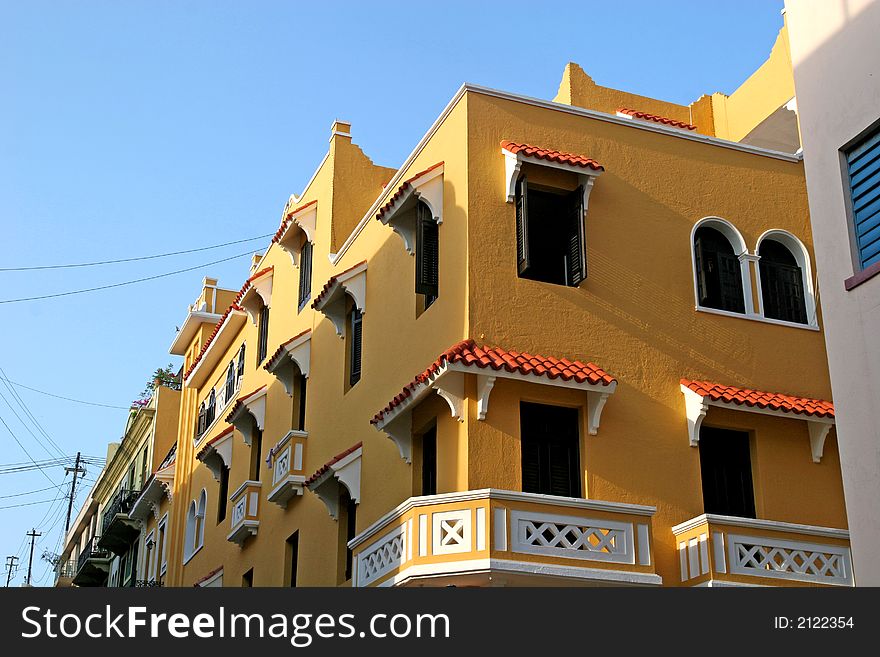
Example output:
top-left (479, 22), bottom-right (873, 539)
top-left (0, 0), bottom-right (784, 585)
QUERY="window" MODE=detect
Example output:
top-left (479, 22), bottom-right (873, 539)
top-left (196, 489), bottom-right (207, 548)
top-left (520, 402), bottom-right (581, 497)
top-left (285, 531), bottom-right (299, 587)
top-left (515, 176), bottom-right (586, 287)
top-left (347, 305), bottom-right (363, 388)
top-left (185, 500), bottom-right (197, 559)
top-left (242, 568), bottom-right (253, 588)
top-left (236, 344), bottom-right (246, 387)
top-left (698, 427), bottom-right (756, 518)
top-left (139, 446), bottom-right (148, 489)
top-left (257, 306), bottom-right (270, 365)
top-left (250, 429), bottom-right (263, 482)
top-left (206, 390), bottom-right (216, 427)
top-left (845, 125), bottom-right (880, 270)
top-left (217, 465), bottom-right (229, 523)
top-left (298, 240), bottom-right (313, 309)
top-left (758, 239), bottom-right (807, 324)
top-left (338, 490), bottom-right (357, 582)
top-left (157, 516), bottom-right (167, 579)
top-left (421, 425), bottom-right (437, 496)
top-left (295, 373), bottom-right (307, 432)
top-left (415, 201), bottom-right (439, 308)
top-left (694, 225), bottom-right (745, 313)
top-left (225, 361), bottom-right (236, 403)
top-left (196, 403), bottom-right (207, 437)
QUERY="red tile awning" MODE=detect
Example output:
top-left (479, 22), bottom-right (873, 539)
top-left (680, 379), bottom-right (834, 419)
top-left (500, 140), bottom-right (604, 171)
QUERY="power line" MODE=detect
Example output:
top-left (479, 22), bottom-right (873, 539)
top-left (2, 379), bottom-right (131, 410)
top-left (0, 389), bottom-right (61, 460)
top-left (0, 485), bottom-right (63, 499)
top-left (0, 498), bottom-right (58, 511)
top-left (0, 368), bottom-right (66, 458)
top-left (0, 234), bottom-right (272, 271)
top-left (0, 250), bottom-right (254, 304)
top-left (0, 412), bottom-right (57, 485)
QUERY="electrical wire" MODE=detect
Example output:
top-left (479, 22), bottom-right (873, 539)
top-left (0, 250), bottom-right (254, 304)
top-left (0, 389), bottom-right (61, 460)
top-left (0, 498), bottom-right (59, 511)
top-left (0, 412), bottom-right (57, 485)
top-left (0, 368), bottom-right (66, 457)
top-left (0, 485), bottom-right (64, 499)
top-left (2, 379), bottom-right (131, 410)
top-left (0, 234), bottom-right (272, 271)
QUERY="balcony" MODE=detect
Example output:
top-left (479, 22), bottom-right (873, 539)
top-left (266, 430), bottom-right (307, 508)
top-left (72, 536), bottom-right (111, 587)
top-left (672, 514), bottom-right (853, 587)
top-left (98, 489), bottom-right (141, 555)
top-left (227, 480), bottom-right (261, 546)
top-left (349, 489), bottom-right (660, 587)
top-left (54, 559), bottom-right (77, 587)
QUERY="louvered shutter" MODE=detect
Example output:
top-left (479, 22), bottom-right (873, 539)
top-left (298, 241), bottom-right (312, 308)
top-left (694, 237), bottom-right (710, 304)
top-left (515, 177), bottom-right (531, 274)
top-left (846, 128), bottom-right (880, 269)
top-left (415, 202), bottom-right (439, 297)
top-left (718, 253), bottom-right (745, 313)
top-left (548, 440), bottom-right (577, 498)
top-left (521, 436), bottom-right (541, 494)
top-left (349, 308), bottom-right (362, 386)
top-left (565, 186), bottom-right (586, 286)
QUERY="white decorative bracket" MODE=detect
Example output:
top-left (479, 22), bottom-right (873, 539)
top-left (382, 411), bottom-right (413, 463)
top-left (277, 201), bottom-right (318, 267)
top-left (313, 262), bottom-right (367, 338)
top-left (502, 147), bottom-right (602, 215)
top-left (433, 370), bottom-right (465, 422)
top-left (265, 331), bottom-right (311, 396)
top-left (476, 375), bottom-right (496, 420)
top-left (308, 447), bottom-right (362, 519)
top-left (377, 164), bottom-right (444, 255)
top-left (808, 421), bottom-right (833, 463)
top-left (227, 387), bottom-right (267, 446)
top-left (240, 269), bottom-right (274, 326)
top-left (197, 429), bottom-right (234, 481)
top-left (587, 390), bottom-right (612, 436)
top-left (681, 385), bottom-right (709, 447)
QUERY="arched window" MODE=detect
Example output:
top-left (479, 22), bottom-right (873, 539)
top-left (197, 402), bottom-right (207, 437)
top-left (225, 361), bottom-right (236, 403)
top-left (196, 489), bottom-right (207, 550)
top-left (757, 232), bottom-right (811, 325)
top-left (185, 500), bottom-right (197, 558)
top-left (693, 225), bottom-right (746, 313)
top-left (206, 390), bottom-right (216, 427)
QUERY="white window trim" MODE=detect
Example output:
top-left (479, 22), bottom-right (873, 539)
top-left (690, 216), bottom-right (755, 315)
top-left (754, 229), bottom-right (819, 328)
top-left (158, 513), bottom-right (168, 576)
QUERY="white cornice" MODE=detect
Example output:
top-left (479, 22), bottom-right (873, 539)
top-left (671, 513), bottom-right (850, 540)
top-left (169, 310), bottom-right (223, 356)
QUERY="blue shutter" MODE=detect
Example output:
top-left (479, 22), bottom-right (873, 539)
top-left (846, 127), bottom-right (880, 269)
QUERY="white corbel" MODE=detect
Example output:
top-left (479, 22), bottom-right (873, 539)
top-left (681, 385), bottom-right (709, 447)
top-left (808, 420), bottom-right (833, 463)
top-left (433, 370), bottom-right (465, 422)
top-left (476, 375), bottom-right (497, 420)
top-left (587, 390), bottom-right (612, 436)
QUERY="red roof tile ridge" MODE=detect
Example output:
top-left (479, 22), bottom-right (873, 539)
top-left (617, 107), bottom-right (697, 131)
top-left (305, 442), bottom-right (363, 486)
top-left (500, 140), bottom-right (604, 170)
top-left (376, 162), bottom-right (444, 222)
top-left (680, 378), bottom-right (834, 418)
top-left (264, 329), bottom-right (312, 371)
top-left (272, 200), bottom-right (318, 244)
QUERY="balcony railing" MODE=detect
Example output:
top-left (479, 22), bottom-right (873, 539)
top-left (99, 489), bottom-right (141, 555)
top-left (227, 480), bottom-right (261, 546)
top-left (672, 514), bottom-right (853, 587)
top-left (266, 430), bottom-right (307, 508)
top-left (72, 536), bottom-right (111, 586)
top-left (55, 559), bottom-right (77, 581)
top-left (135, 579), bottom-right (163, 587)
top-left (349, 489), bottom-right (660, 587)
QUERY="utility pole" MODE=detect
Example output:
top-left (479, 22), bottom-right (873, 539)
top-left (4, 556), bottom-right (18, 587)
top-left (64, 452), bottom-right (85, 533)
top-left (25, 529), bottom-right (41, 587)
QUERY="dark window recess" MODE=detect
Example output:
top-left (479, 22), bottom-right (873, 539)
top-left (257, 306), bottom-right (270, 364)
top-left (250, 429), bottom-right (263, 482)
top-left (415, 201), bottom-right (439, 307)
top-left (694, 226), bottom-right (745, 313)
top-left (242, 568), bottom-right (253, 588)
top-left (349, 307), bottom-right (363, 387)
top-left (421, 425), bottom-right (437, 496)
top-left (845, 126), bottom-right (880, 270)
top-left (297, 373), bottom-right (307, 431)
top-left (236, 345), bottom-right (246, 384)
top-left (206, 391), bottom-right (216, 427)
top-left (698, 427), bottom-right (756, 518)
top-left (345, 495), bottom-right (357, 581)
top-left (196, 403), bottom-right (206, 437)
top-left (298, 240), bottom-right (313, 309)
top-left (286, 531), bottom-right (299, 587)
top-left (217, 465), bottom-right (229, 524)
top-left (759, 240), bottom-right (807, 324)
top-left (515, 176), bottom-right (586, 287)
top-left (225, 361), bottom-right (236, 401)
top-left (520, 402), bottom-right (581, 497)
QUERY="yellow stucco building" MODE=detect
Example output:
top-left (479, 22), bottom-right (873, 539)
top-left (62, 22), bottom-right (854, 588)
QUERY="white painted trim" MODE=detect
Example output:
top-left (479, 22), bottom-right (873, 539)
top-left (196, 568), bottom-right (224, 588)
top-left (510, 508), bottom-right (636, 564)
top-left (755, 229), bottom-right (819, 329)
top-left (308, 446), bottom-right (362, 518)
top-left (502, 146), bottom-right (602, 213)
top-left (695, 305), bottom-right (820, 331)
top-left (229, 479), bottom-right (262, 502)
top-left (376, 557), bottom-right (663, 588)
top-left (276, 203), bottom-right (318, 266)
top-left (376, 165), bottom-right (444, 255)
top-left (726, 532), bottom-right (852, 586)
top-left (265, 332), bottom-right (312, 395)
top-left (183, 308), bottom-right (248, 389)
top-left (690, 216), bottom-right (754, 315)
top-left (239, 269), bottom-right (273, 326)
top-left (349, 489), bottom-right (657, 550)
top-left (312, 262), bottom-right (367, 337)
top-left (671, 513), bottom-right (850, 540)
top-left (330, 84), bottom-right (798, 266)
top-left (169, 310), bottom-right (223, 356)
top-left (227, 386), bottom-right (268, 442)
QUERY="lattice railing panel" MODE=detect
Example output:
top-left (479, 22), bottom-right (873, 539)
top-left (510, 510), bottom-right (635, 564)
top-left (358, 525), bottom-right (407, 586)
top-left (728, 534), bottom-right (852, 585)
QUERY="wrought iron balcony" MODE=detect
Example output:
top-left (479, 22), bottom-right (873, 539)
top-left (98, 489), bottom-right (141, 555)
top-left (349, 489), bottom-right (660, 587)
top-left (72, 536), bottom-right (111, 587)
top-left (227, 480), bottom-right (261, 546)
top-left (135, 579), bottom-right (163, 587)
top-left (672, 514), bottom-right (853, 587)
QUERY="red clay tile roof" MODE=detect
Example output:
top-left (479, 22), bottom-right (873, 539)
top-left (193, 566), bottom-right (224, 587)
top-left (264, 329), bottom-right (312, 371)
top-left (311, 260), bottom-right (367, 310)
top-left (305, 442), bottom-right (363, 487)
top-left (617, 108), bottom-right (697, 131)
top-left (224, 386), bottom-right (267, 424)
top-left (376, 162), bottom-right (444, 222)
top-left (501, 140), bottom-right (604, 171)
top-left (681, 379), bottom-right (834, 419)
top-left (182, 267), bottom-right (273, 382)
top-left (273, 200), bottom-right (318, 243)
top-left (196, 425), bottom-right (234, 460)
top-left (372, 339), bottom-right (616, 425)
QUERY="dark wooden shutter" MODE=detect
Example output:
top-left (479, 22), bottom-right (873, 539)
top-left (761, 260), bottom-right (807, 324)
top-left (515, 177), bottom-right (531, 274)
top-left (694, 237), bottom-right (710, 305)
top-left (298, 241), bottom-right (312, 308)
top-left (349, 308), bottom-right (362, 386)
top-left (718, 253), bottom-right (745, 313)
top-left (565, 186), bottom-right (586, 286)
top-left (415, 202), bottom-right (439, 298)
top-left (699, 427), bottom-right (756, 518)
top-left (421, 426), bottom-right (437, 496)
top-left (297, 374), bottom-right (307, 431)
top-left (521, 436), bottom-right (542, 494)
top-left (520, 402), bottom-right (580, 497)
top-left (257, 306), bottom-right (270, 363)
